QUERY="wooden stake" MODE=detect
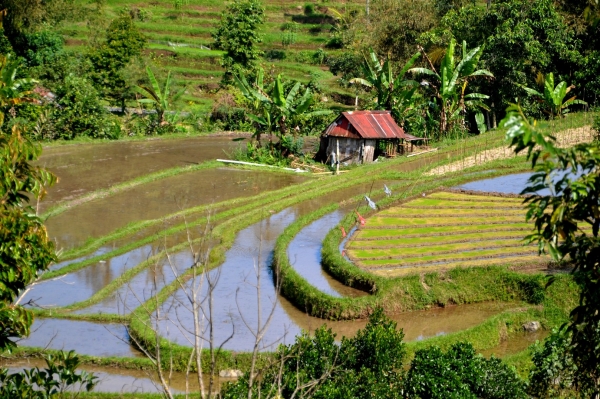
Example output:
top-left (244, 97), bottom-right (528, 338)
top-left (336, 139), bottom-right (340, 176)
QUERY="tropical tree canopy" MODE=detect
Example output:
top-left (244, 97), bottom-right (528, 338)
top-left (410, 38), bottom-right (493, 136)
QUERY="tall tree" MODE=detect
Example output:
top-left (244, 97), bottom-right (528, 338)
top-left (212, 0), bottom-right (264, 84)
top-left (0, 0), bottom-right (76, 50)
top-left (88, 14), bottom-right (146, 111)
top-left (421, 0), bottom-right (583, 120)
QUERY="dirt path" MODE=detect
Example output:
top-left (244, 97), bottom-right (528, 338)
top-left (426, 126), bottom-right (594, 176)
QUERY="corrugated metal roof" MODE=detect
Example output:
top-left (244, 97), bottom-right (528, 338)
top-left (324, 111), bottom-right (411, 140)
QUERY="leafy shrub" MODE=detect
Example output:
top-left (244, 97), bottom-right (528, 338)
top-left (22, 30), bottom-right (64, 67)
top-left (222, 308), bottom-right (406, 399)
top-left (518, 276), bottom-right (546, 305)
top-left (326, 52), bottom-right (362, 84)
top-left (34, 76), bottom-right (121, 140)
top-left (304, 3), bottom-right (315, 15)
top-left (264, 49), bottom-right (286, 60)
top-left (405, 342), bottom-right (527, 399)
top-left (0, 29), bottom-right (13, 56)
top-left (0, 350), bottom-right (97, 398)
top-left (593, 114), bottom-right (600, 141)
top-left (528, 329), bottom-right (576, 398)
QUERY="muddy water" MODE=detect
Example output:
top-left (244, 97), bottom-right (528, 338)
top-left (45, 168), bottom-right (306, 250)
top-left (18, 319), bottom-right (142, 357)
top-left (21, 246), bottom-right (154, 308)
top-left (287, 210), bottom-right (366, 297)
top-left (2, 358), bottom-right (234, 394)
top-left (482, 330), bottom-right (548, 358)
top-left (156, 206), bottom-right (514, 352)
top-left (39, 137), bottom-right (241, 207)
top-left (75, 249), bottom-right (193, 315)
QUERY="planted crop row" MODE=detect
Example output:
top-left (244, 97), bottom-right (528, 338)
top-left (347, 191), bottom-right (550, 275)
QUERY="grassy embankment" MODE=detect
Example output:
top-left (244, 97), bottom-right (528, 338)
top-left (14, 112), bottom-right (594, 375)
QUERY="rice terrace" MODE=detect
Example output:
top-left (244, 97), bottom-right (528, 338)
top-left (347, 191), bottom-right (546, 276)
top-left (1, 0), bottom-right (600, 397)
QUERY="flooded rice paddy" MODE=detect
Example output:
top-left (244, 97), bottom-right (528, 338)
top-left (46, 168), bottom-right (307, 250)
top-left (18, 136), bottom-right (553, 392)
top-left (38, 136), bottom-right (241, 207)
top-left (18, 319), bottom-right (141, 357)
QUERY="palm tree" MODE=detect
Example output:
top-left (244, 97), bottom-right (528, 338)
top-left (410, 39), bottom-right (493, 135)
top-left (350, 49), bottom-right (421, 126)
top-left (235, 68), bottom-right (331, 149)
top-left (136, 67), bottom-right (185, 125)
top-left (519, 72), bottom-right (587, 119)
top-left (0, 54), bottom-right (37, 126)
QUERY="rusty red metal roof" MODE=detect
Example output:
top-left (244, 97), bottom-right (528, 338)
top-left (324, 111), bottom-right (413, 140)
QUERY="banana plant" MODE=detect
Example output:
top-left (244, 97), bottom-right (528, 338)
top-left (410, 39), bottom-right (493, 135)
top-left (136, 67), bottom-right (185, 125)
top-left (235, 68), bottom-right (331, 148)
top-left (349, 49), bottom-right (421, 115)
top-left (0, 54), bottom-right (38, 127)
top-left (519, 72), bottom-right (587, 119)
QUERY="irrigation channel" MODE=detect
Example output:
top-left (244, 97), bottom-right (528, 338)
top-left (15, 136), bottom-right (553, 393)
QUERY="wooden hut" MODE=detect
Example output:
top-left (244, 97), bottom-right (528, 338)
top-left (319, 111), bottom-right (426, 165)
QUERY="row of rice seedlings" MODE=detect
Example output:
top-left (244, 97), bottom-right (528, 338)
top-left (373, 256), bottom-right (547, 277)
top-left (348, 230), bottom-right (530, 248)
top-left (356, 223), bottom-right (533, 238)
top-left (349, 239), bottom-right (528, 258)
top-left (366, 215), bottom-right (527, 228)
top-left (357, 246), bottom-right (540, 267)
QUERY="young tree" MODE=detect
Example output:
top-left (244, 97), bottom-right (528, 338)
top-left (410, 38), bottom-right (493, 137)
top-left (136, 67), bottom-right (186, 127)
top-left (0, 123), bottom-right (56, 350)
top-left (212, 0), bottom-right (264, 84)
top-left (519, 72), bottom-right (587, 119)
top-left (349, 49), bottom-right (421, 127)
top-left (235, 69), bottom-right (331, 153)
top-left (503, 104), bottom-right (600, 396)
top-left (88, 14), bottom-right (146, 111)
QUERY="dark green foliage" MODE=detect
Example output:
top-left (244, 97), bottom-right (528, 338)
top-left (528, 329), bottom-right (576, 398)
top-left (594, 114), bottom-right (600, 140)
top-left (365, 0), bottom-right (437, 63)
top-left (88, 14), bottom-right (146, 109)
top-left (0, 0), bottom-right (76, 50)
top-left (22, 30), bottom-right (64, 68)
top-left (423, 0), bottom-right (583, 118)
top-left (433, 0), bottom-right (473, 18)
top-left (264, 49), bottom-right (286, 61)
top-left (304, 3), bottom-right (315, 15)
top-left (517, 275), bottom-right (545, 305)
top-left (37, 76), bottom-right (120, 140)
top-left (0, 350), bottom-right (97, 398)
top-left (326, 52), bottom-right (363, 85)
top-left (503, 104), bottom-right (600, 395)
top-left (405, 342), bottom-right (527, 398)
top-left (0, 30), bottom-right (13, 57)
top-left (0, 124), bottom-right (56, 351)
top-left (212, 0), bottom-right (264, 84)
top-left (222, 309), bottom-right (405, 399)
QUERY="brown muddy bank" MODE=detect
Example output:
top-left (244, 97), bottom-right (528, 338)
top-left (39, 136), bottom-right (242, 206)
top-left (45, 167), bottom-right (307, 249)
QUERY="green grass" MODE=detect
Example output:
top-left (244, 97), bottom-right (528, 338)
top-left (348, 191), bottom-right (550, 272)
top-left (58, 0), bottom-right (367, 113)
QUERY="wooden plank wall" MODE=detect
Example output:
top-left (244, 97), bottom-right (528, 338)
top-left (326, 138), bottom-right (362, 164)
